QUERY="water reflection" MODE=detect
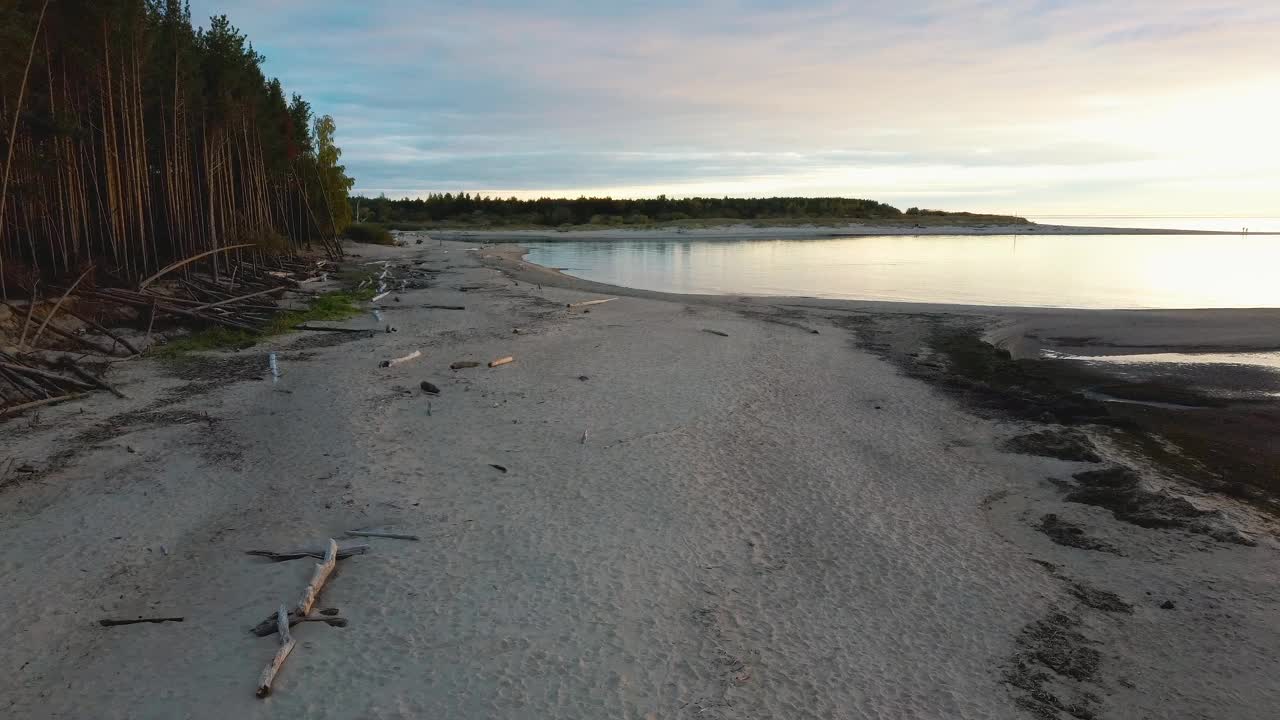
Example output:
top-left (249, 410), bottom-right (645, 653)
top-left (525, 234), bottom-right (1280, 309)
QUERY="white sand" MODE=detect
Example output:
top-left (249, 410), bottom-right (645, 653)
top-left (1, 239), bottom-right (1277, 718)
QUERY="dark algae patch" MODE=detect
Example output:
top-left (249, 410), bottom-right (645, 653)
top-left (1067, 467), bottom-right (1253, 545)
top-left (1004, 611), bottom-right (1102, 720)
top-left (1038, 514), bottom-right (1121, 555)
top-left (1066, 582), bottom-right (1133, 614)
top-left (837, 312), bottom-right (1280, 513)
top-left (1001, 430), bottom-right (1102, 463)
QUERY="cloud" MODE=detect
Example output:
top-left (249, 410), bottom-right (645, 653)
top-left (188, 0), bottom-right (1280, 213)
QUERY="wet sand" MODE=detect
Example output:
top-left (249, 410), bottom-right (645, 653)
top-left (1, 238), bottom-right (1278, 719)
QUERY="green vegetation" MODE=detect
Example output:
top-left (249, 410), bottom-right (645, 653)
top-left (341, 222), bottom-right (395, 245)
top-left (154, 287), bottom-right (374, 357)
top-left (0, 1), bottom-right (355, 293)
top-left (350, 194), bottom-right (1026, 228)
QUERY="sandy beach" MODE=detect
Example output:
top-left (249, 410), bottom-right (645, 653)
top-left (2, 237), bottom-right (1278, 719)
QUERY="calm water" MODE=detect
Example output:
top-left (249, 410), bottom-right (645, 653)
top-left (1030, 216), bottom-right (1280, 233)
top-left (525, 223), bottom-right (1280, 309)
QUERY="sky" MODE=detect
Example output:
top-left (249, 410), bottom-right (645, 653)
top-left (188, 0), bottom-right (1280, 215)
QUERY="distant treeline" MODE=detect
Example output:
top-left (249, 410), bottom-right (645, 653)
top-left (348, 194), bottom-right (1019, 227)
top-left (0, 1), bottom-right (354, 295)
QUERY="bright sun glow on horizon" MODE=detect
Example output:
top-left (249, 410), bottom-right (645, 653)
top-left (188, 0), bottom-right (1280, 215)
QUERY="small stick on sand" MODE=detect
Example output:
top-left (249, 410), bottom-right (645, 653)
top-left (345, 529), bottom-right (420, 541)
top-left (702, 329), bottom-right (729, 337)
top-left (370, 291), bottom-right (391, 303)
top-left (380, 350), bottom-right (422, 368)
top-left (581, 430), bottom-right (589, 444)
top-left (256, 605), bottom-right (296, 698)
top-left (567, 297), bottom-right (616, 309)
top-left (245, 545), bottom-right (369, 562)
top-left (98, 616), bottom-right (184, 627)
top-left (422, 304), bottom-right (465, 310)
top-left (489, 356), bottom-right (514, 368)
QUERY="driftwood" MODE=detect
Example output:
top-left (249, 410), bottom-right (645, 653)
top-left (252, 540), bottom-right (343, 698)
top-left (370, 291), bottom-right (391, 303)
top-left (2, 301), bottom-right (115, 355)
top-left (450, 361), bottom-right (480, 370)
top-left (296, 539), bottom-right (338, 617)
top-left (0, 362), bottom-right (95, 390)
top-left (99, 616), bottom-right (184, 627)
top-left (345, 529), bottom-right (420, 541)
top-left (29, 265), bottom-right (94, 349)
top-left (245, 545), bottom-right (369, 562)
top-left (60, 304), bottom-right (140, 355)
top-left (421, 304), bottom-right (465, 310)
top-left (250, 539), bottom-right (340, 639)
top-left (256, 605), bottom-right (296, 698)
top-left (380, 350), bottom-right (421, 368)
top-left (567, 297), bottom-right (616, 309)
top-left (18, 292), bottom-right (37, 348)
top-left (0, 392), bottom-right (85, 415)
top-left (702, 329), bottom-right (729, 337)
top-left (60, 360), bottom-right (126, 398)
top-left (191, 285), bottom-right (285, 311)
top-left (139, 243), bottom-right (255, 289)
top-left (488, 356), bottom-right (514, 368)
top-left (250, 608), bottom-right (347, 637)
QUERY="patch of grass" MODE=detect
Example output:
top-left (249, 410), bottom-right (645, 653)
top-left (153, 288), bottom-right (375, 358)
top-left (341, 222), bottom-right (394, 245)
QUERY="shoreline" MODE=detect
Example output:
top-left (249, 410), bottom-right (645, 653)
top-left (487, 242), bottom-right (1280, 503)
top-left (2, 237), bottom-right (1277, 718)
top-left (484, 242), bottom-right (1280, 355)
top-left (429, 221), bottom-right (1276, 242)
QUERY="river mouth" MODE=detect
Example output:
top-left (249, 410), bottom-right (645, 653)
top-left (1042, 350), bottom-right (1280, 402)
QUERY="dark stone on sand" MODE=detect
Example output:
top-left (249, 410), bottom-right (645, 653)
top-left (1001, 429), bottom-right (1102, 463)
top-left (1160, 600), bottom-right (1176, 610)
top-left (450, 361), bottom-right (481, 370)
top-left (420, 381), bottom-right (440, 395)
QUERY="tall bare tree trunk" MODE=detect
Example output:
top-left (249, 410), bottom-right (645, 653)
top-left (0, 0), bottom-right (51, 299)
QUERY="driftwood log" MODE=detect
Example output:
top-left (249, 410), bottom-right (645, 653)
top-left (380, 350), bottom-right (421, 368)
top-left (245, 544), bottom-right (369, 562)
top-left (256, 605), bottom-right (296, 698)
top-left (345, 529), bottom-right (420, 541)
top-left (250, 539), bottom-right (343, 637)
top-left (488, 356), bottom-right (514, 368)
top-left (567, 297), bottom-right (616, 309)
top-left (98, 616), bottom-right (184, 627)
top-left (0, 392), bottom-right (85, 415)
